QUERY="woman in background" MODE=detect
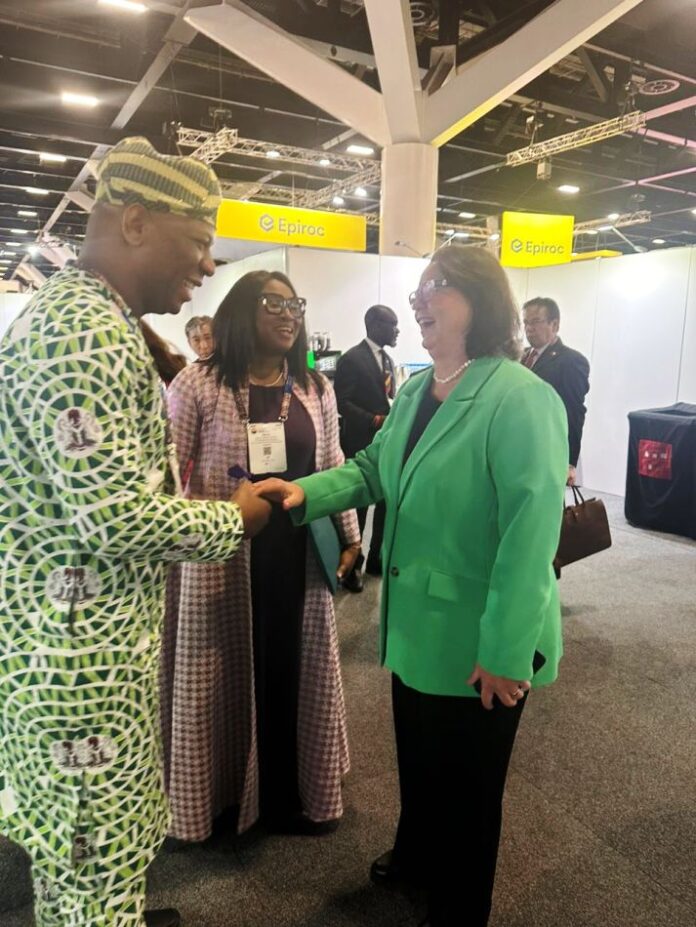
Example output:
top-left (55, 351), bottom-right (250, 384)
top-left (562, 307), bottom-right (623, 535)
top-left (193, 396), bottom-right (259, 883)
top-left (161, 270), bottom-right (360, 841)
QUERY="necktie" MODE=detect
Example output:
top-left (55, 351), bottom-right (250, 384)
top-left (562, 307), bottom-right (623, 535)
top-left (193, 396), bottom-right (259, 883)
top-left (524, 348), bottom-right (538, 369)
top-left (381, 349), bottom-right (394, 399)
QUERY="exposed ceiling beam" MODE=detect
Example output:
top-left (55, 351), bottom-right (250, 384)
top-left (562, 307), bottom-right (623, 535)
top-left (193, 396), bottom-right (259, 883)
top-left (363, 0), bottom-right (423, 142)
top-left (186, 2), bottom-right (390, 147)
top-left (576, 47), bottom-right (610, 103)
top-left (423, 0), bottom-right (646, 147)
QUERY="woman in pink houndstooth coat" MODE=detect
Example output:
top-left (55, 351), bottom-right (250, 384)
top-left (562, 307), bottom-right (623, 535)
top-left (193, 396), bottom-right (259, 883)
top-left (161, 270), bottom-right (360, 840)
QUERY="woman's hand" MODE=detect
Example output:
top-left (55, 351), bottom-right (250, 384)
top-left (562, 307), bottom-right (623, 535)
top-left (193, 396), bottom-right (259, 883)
top-left (467, 664), bottom-right (531, 710)
top-left (337, 543), bottom-right (361, 581)
top-left (253, 478), bottom-right (306, 510)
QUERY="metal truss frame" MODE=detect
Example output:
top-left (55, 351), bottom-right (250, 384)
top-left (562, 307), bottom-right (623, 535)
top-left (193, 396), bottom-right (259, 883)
top-left (506, 111), bottom-right (647, 166)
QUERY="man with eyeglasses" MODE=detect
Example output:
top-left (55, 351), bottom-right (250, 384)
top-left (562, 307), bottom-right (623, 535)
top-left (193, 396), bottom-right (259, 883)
top-left (334, 305), bottom-right (399, 591)
top-left (522, 297), bottom-right (590, 486)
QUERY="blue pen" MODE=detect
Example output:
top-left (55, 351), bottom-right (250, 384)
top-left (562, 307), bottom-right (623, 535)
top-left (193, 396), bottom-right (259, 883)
top-left (228, 465), bottom-right (253, 481)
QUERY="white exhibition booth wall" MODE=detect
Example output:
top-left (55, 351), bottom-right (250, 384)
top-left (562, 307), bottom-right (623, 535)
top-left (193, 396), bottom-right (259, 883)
top-left (2, 244), bottom-right (695, 497)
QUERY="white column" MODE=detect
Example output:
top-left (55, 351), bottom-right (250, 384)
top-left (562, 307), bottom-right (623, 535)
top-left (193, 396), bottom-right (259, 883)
top-left (380, 143), bottom-right (438, 258)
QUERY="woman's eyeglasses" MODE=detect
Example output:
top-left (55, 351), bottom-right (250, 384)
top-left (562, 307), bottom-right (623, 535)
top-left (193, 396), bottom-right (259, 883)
top-left (259, 293), bottom-right (307, 319)
top-left (408, 278), bottom-right (450, 307)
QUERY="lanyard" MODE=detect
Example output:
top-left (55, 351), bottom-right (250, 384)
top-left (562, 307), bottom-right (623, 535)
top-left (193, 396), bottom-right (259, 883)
top-left (233, 375), bottom-right (294, 425)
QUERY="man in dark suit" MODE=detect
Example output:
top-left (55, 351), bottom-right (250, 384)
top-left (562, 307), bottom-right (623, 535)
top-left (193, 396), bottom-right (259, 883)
top-left (522, 297), bottom-right (590, 486)
top-left (334, 305), bottom-right (399, 592)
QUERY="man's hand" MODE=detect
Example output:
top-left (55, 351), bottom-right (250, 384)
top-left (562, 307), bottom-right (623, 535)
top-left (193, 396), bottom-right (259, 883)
top-left (232, 480), bottom-right (272, 538)
top-left (337, 543), bottom-right (361, 580)
top-left (567, 465), bottom-right (577, 486)
top-left (467, 664), bottom-right (531, 710)
top-left (253, 478), bottom-right (306, 511)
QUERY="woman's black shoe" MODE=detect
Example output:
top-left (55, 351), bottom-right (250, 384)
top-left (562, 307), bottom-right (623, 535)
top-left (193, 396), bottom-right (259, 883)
top-left (341, 570), bottom-right (364, 593)
top-left (370, 849), bottom-right (423, 887)
top-left (144, 909), bottom-right (181, 927)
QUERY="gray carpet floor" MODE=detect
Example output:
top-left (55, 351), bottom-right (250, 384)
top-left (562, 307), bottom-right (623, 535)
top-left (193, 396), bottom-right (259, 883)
top-left (2, 491), bottom-right (695, 927)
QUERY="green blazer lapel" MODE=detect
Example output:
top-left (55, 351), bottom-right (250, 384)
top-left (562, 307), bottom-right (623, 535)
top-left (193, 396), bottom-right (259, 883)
top-left (397, 356), bottom-right (504, 505)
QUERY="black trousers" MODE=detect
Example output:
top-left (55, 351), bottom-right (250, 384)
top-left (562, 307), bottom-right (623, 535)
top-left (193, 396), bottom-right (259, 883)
top-left (354, 500), bottom-right (386, 571)
top-left (391, 674), bottom-right (526, 927)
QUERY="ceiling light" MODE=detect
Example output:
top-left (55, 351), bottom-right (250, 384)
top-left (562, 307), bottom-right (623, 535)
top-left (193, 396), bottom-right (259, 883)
top-left (25, 187), bottom-right (49, 195)
top-left (354, 186), bottom-right (367, 197)
top-left (39, 152), bottom-right (67, 164)
top-left (266, 150), bottom-right (281, 159)
top-left (607, 212), bottom-right (620, 221)
top-left (597, 224), bottom-right (613, 232)
top-left (61, 91), bottom-right (99, 108)
top-left (27, 245), bottom-right (40, 256)
top-left (332, 195), bottom-right (345, 206)
top-left (10, 229), bottom-right (29, 235)
top-left (17, 210), bottom-right (37, 217)
top-left (346, 144), bottom-right (375, 156)
top-left (99, 0), bottom-right (147, 11)
top-left (489, 233), bottom-right (500, 242)
top-left (691, 208), bottom-right (696, 217)
top-left (558, 184), bottom-right (580, 194)
top-left (0, 259), bottom-right (11, 264)
top-left (454, 232), bottom-right (469, 239)
top-left (652, 238), bottom-right (666, 245)
top-left (582, 229), bottom-right (599, 235)
top-left (6, 242), bottom-right (23, 248)
top-left (319, 158), bottom-right (331, 167)
top-left (458, 211), bottom-right (476, 219)
top-left (443, 229), bottom-right (455, 236)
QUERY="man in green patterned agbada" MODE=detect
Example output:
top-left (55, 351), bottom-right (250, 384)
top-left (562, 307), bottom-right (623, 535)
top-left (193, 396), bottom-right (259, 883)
top-left (0, 138), bottom-right (271, 927)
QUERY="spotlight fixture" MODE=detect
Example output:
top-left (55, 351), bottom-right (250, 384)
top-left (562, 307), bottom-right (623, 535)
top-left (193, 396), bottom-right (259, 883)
top-left (319, 158), bottom-right (330, 167)
top-left (558, 184), bottom-right (580, 194)
top-left (489, 233), bottom-right (500, 242)
top-left (597, 225), bottom-right (613, 232)
top-left (607, 212), bottom-right (620, 221)
top-left (454, 232), bottom-right (469, 239)
top-left (444, 229), bottom-right (455, 236)
top-left (582, 229), bottom-right (599, 235)
top-left (458, 211), bottom-right (476, 219)
top-left (266, 150), bottom-right (281, 159)
top-left (346, 144), bottom-right (375, 156)
top-left (332, 195), bottom-right (345, 206)
top-left (61, 91), bottom-right (99, 108)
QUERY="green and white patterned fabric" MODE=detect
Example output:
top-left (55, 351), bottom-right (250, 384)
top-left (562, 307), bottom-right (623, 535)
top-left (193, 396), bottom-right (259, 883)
top-left (0, 267), bottom-right (244, 926)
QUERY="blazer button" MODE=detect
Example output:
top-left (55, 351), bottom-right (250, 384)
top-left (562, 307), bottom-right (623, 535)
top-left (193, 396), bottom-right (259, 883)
top-left (390, 566), bottom-right (400, 577)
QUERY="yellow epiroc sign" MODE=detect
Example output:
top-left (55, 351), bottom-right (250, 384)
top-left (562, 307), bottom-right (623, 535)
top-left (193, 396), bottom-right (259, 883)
top-left (500, 211), bottom-right (574, 268)
top-left (217, 199), bottom-right (367, 252)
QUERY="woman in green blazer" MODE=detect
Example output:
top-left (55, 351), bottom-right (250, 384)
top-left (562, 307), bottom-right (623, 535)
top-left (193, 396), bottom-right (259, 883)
top-left (256, 246), bottom-right (568, 927)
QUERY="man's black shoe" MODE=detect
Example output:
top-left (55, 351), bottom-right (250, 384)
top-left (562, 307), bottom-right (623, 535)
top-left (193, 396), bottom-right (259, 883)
top-left (342, 570), bottom-right (364, 593)
top-left (370, 849), bottom-right (422, 887)
top-left (145, 909), bottom-right (181, 927)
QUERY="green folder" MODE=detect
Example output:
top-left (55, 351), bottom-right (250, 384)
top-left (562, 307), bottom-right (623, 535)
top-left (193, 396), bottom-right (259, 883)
top-left (308, 516), bottom-right (341, 594)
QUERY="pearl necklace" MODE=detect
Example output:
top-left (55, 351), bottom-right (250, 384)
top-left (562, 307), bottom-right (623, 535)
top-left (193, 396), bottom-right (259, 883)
top-left (433, 358), bottom-right (473, 384)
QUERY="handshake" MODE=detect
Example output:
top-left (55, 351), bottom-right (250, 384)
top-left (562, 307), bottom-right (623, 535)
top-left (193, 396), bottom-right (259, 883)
top-left (231, 479), bottom-right (360, 581)
top-left (230, 478), bottom-right (306, 539)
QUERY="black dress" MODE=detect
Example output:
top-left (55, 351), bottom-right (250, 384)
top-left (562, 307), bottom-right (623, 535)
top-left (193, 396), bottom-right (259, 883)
top-left (248, 385), bottom-right (316, 824)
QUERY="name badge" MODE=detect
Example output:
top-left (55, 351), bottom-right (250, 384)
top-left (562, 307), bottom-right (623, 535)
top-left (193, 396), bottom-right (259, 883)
top-left (247, 421), bottom-right (287, 475)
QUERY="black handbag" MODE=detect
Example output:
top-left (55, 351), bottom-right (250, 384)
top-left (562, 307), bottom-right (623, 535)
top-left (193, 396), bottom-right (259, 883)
top-left (554, 486), bottom-right (612, 570)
